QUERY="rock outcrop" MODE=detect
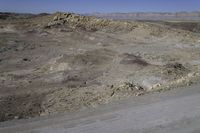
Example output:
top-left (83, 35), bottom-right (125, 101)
top-left (46, 12), bottom-right (139, 32)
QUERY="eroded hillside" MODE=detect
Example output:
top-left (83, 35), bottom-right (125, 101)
top-left (0, 12), bottom-right (200, 121)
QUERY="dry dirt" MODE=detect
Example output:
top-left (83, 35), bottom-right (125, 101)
top-left (0, 12), bottom-right (200, 122)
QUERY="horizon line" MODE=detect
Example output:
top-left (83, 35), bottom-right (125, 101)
top-left (1, 10), bottom-right (200, 15)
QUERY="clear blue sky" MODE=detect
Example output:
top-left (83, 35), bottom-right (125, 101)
top-left (0, 0), bottom-right (200, 13)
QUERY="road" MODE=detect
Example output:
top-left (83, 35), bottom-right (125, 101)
top-left (1, 85), bottom-right (200, 133)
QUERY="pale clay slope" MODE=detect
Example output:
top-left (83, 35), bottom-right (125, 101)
top-left (0, 12), bottom-right (200, 121)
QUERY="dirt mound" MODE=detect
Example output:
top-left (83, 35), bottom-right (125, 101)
top-left (42, 82), bottom-right (144, 115)
top-left (46, 12), bottom-right (139, 32)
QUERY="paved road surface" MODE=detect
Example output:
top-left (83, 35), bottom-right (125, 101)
top-left (1, 85), bottom-right (200, 133)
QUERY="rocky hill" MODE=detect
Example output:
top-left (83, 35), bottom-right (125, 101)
top-left (1, 12), bottom-right (200, 122)
top-left (45, 12), bottom-right (140, 32)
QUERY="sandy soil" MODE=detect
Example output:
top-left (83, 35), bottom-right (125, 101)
top-left (0, 12), bottom-right (200, 121)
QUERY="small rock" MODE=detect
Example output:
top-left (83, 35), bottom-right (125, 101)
top-left (188, 73), bottom-right (194, 77)
top-left (135, 85), bottom-right (144, 91)
top-left (110, 91), bottom-right (115, 97)
top-left (176, 77), bottom-right (185, 84)
top-left (142, 76), bottom-right (164, 91)
top-left (14, 116), bottom-right (19, 119)
top-left (23, 58), bottom-right (31, 62)
top-left (89, 37), bottom-right (95, 40)
top-left (135, 92), bottom-right (144, 96)
top-left (53, 16), bottom-right (58, 21)
top-left (97, 42), bottom-right (102, 45)
top-left (187, 81), bottom-right (193, 86)
top-left (40, 32), bottom-right (48, 36)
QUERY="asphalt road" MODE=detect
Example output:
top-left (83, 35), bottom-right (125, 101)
top-left (1, 85), bottom-right (200, 133)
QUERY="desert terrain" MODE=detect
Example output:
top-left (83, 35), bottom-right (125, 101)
top-left (90, 12), bottom-right (200, 20)
top-left (0, 12), bottom-right (200, 122)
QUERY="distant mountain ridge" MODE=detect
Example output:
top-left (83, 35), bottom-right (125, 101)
top-left (1, 12), bottom-right (200, 21)
top-left (0, 12), bottom-right (49, 20)
top-left (87, 12), bottom-right (200, 20)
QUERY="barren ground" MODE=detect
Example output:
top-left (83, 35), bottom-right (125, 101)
top-left (0, 12), bottom-right (200, 122)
